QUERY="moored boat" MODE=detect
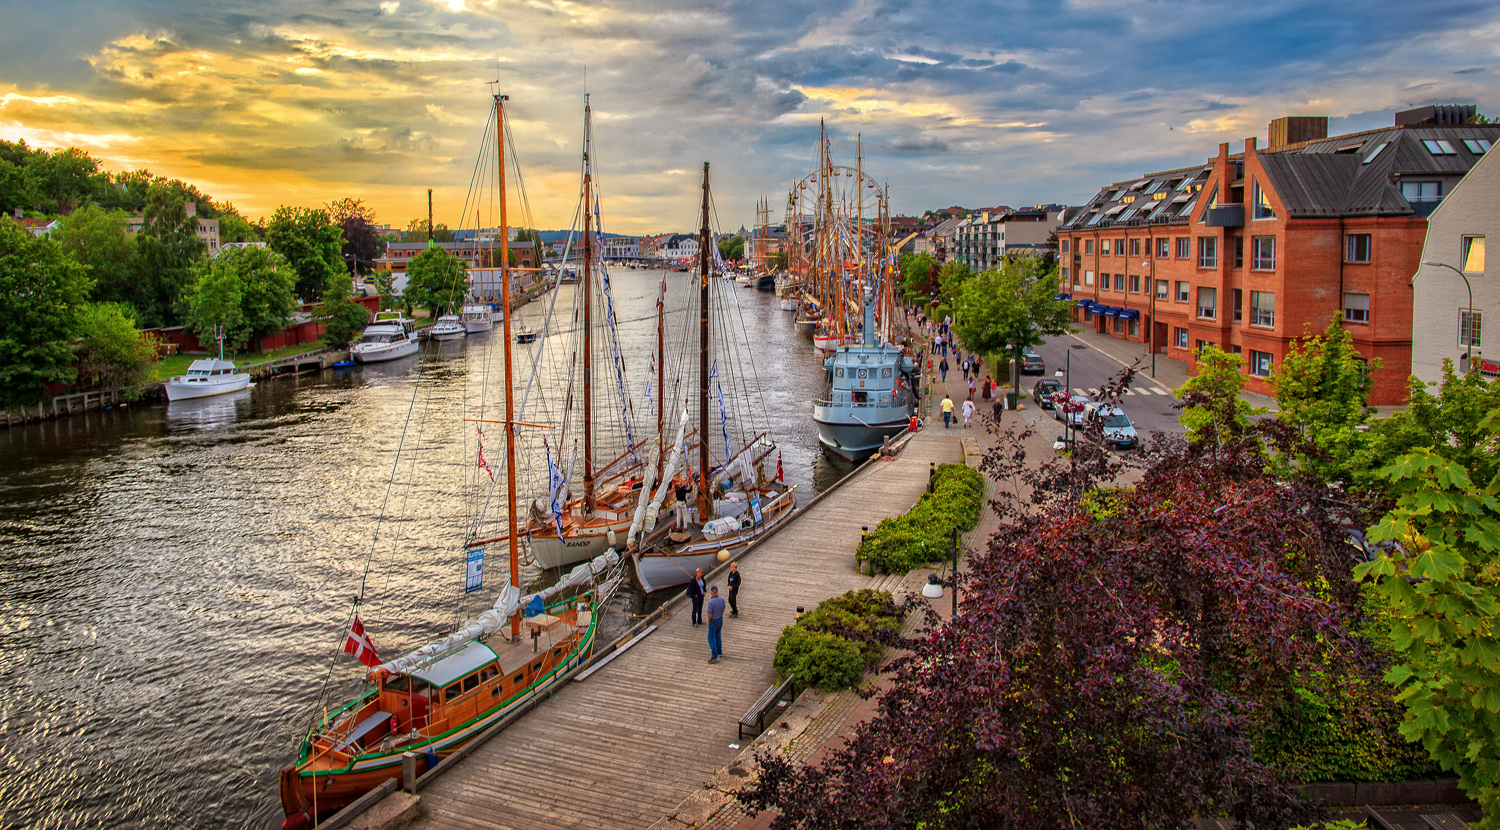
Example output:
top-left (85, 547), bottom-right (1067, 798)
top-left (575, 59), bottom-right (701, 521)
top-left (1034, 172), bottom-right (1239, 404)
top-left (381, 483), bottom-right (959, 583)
top-left (164, 330), bottom-right (251, 401)
top-left (430, 315), bottom-right (466, 341)
top-left (813, 291), bottom-right (915, 461)
top-left (459, 304), bottom-right (494, 333)
top-left (350, 312), bottom-right (419, 363)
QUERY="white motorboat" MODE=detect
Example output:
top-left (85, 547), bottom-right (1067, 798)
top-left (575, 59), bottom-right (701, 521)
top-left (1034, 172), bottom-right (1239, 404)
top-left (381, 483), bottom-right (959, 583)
top-left (459, 304), bottom-right (494, 333)
top-left (515, 325), bottom-right (538, 344)
top-left (430, 315), bottom-right (466, 341)
top-left (164, 358), bottom-right (250, 401)
top-left (350, 311), bottom-right (419, 363)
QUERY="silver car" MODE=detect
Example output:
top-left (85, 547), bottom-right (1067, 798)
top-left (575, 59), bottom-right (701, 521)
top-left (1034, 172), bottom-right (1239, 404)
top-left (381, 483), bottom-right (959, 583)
top-left (1084, 402), bottom-right (1138, 449)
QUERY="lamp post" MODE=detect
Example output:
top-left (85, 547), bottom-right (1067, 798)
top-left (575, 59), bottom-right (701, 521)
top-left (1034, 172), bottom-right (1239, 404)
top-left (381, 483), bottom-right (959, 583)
top-left (1055, 349), bottom-right (1073, 445)
top-left (1142, 259), bottom-right (1156, 378)
top-left (1421, 260), bottom-right (1476, 371)
top-left (922, 526), bottom-right (960, 618)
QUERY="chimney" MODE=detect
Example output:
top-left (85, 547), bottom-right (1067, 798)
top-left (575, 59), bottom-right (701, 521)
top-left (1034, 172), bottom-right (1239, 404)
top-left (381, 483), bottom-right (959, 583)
top-left (1266, 116), bottom-right (1327, 150)
top-left (185, 201), bottom-right (196, 217)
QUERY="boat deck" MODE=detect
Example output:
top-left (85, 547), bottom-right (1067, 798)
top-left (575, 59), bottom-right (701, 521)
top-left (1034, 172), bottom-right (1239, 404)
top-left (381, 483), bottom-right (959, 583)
top-left (407, 428), bottom-right (961, 830)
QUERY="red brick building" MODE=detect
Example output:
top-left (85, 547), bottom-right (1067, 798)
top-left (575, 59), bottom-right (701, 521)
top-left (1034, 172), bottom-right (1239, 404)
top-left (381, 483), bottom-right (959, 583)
top-left (1057, 107), bottom-right (1500, 404)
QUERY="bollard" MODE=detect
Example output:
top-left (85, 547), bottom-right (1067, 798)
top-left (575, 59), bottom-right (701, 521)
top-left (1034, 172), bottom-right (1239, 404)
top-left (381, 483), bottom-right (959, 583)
top-left (795, 605), bottom-right (806, 621)
top-left (928, 461), bottom-right (936, 493)
top-left (402, 751), bottom-right (417, 794)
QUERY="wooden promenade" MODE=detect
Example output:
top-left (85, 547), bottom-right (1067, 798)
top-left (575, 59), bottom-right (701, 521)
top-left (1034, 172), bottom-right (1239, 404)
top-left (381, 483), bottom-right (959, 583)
top-left (405, 429), bottom-right (962, 830)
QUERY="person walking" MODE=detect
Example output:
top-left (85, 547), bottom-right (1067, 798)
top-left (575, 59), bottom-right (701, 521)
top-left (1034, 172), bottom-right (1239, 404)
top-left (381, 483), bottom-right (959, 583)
top-left (981, 377), bottom-right (992, 400)
top-left (687, 568), bottom-right (706, 626)
top-left (705, 586), bottom-right (726, 663)
top-left (941, 394), bottom-right (954, 429)
top-left (967, 376), bottom-right (977, 399)
top-left (726, 562), bottom-right (741, 617)
top-left (962, 395), bottom-right (975, 428)
top-left (961, 358), bottom-right (969, 380)
top-left (939, 357), bottom-right (949, 382)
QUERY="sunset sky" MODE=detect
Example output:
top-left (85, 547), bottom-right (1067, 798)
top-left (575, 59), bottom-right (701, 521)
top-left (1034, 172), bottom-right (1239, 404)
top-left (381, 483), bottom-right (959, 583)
top-left (3, 0), bottom-right (1499, 234)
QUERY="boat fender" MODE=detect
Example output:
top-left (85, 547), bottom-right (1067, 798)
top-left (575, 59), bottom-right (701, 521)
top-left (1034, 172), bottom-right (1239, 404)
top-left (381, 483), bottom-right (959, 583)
top-left (426, 749), bottom-right (440, 770)
top-left (716, 548), bottom-right (731, 563)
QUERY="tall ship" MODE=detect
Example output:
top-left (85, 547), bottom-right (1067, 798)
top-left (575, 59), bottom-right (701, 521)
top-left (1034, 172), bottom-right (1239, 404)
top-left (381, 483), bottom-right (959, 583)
top-left (627, 164), bottom-right (798, 593)
top-left (813, 290), bottom-right (916, 461)
top-left (278, 92), bottom-right (625, 828)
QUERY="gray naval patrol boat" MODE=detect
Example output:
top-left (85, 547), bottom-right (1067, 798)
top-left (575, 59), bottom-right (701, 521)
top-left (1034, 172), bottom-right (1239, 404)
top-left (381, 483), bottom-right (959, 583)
top-left (812, 290), bottom-right (917, 461)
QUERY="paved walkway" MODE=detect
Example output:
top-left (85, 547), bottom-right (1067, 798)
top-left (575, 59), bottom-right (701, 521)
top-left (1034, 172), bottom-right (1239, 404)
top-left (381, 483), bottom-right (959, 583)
top-left (406, 425), bottom-right (963, 830)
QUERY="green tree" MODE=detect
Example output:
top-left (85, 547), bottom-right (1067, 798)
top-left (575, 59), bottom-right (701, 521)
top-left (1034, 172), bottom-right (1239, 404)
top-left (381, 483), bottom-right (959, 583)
top-left (951, 258), bottom-right (1072, 399)
top-left (1270, 321), bottom-right (1381, 485)
top-left (768, 250), bottom-right (789, 271)
top-left (717, 235), bottom-right (745, 261)
top-left (1174, 345), bottom-right (1265, 449)
top-left (0, 221), bottom-right (91, 407)
top-left (26, 146), bottom-right (103, 214)
top-left (897, 251), bottom-right (937, 301)
top-left (217, 205), bottom-right (259, 245)
top-left (402, 218), bottom-right (454, 243)
top-left (1356, 403), bottom-right (1500, 828)
top-left (328, 197), bottom-right (381, 276)
top-left (73, 302), bottom-right (158, 395)
top-left (316, 274), bottom-right (371, 349)
top-left (372, 270), bottom-right (399, 311)
top-left (185, 245), bottom-right (298, 352)
top-left (0, 139), bottom-right (41, 216)
top-left (54, 204), bottom-right (137, 306)
top-left (266, 205), bottom-right (346, 302)
top-left (133, 184), bottom-right (206, 327)
top-left (1375, 362), bottom-right (1500, 486)
top-left (936, 259), bottom-right (973, 308)
top-left (404, 246), bottom-right (468, 318)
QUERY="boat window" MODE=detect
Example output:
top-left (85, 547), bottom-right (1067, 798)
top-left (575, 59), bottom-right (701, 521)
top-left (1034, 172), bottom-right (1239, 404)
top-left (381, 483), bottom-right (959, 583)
top-left (512, 672), bottom-right (525, 687)
top-left (445, 683), bottom-right (463, 703)
top-left (531, 659), bottom-right (544, 674)
top-left (883, 368), bottom-right (892, 378)
top-left (835, 367), bottom-right (843, 378)
top-left (385, 676), bottom-right (412, 693)
top-left (463, 674), bottom-right (479, 693)
top-left (857, 368), bottom-right (867, 379)
top-left (481, 667), bottom-right (497, 682)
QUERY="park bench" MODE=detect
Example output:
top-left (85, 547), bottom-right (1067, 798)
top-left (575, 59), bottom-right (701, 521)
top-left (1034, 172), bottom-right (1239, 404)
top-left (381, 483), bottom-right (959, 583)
top-left (738, 676), bottom-right (799, 740)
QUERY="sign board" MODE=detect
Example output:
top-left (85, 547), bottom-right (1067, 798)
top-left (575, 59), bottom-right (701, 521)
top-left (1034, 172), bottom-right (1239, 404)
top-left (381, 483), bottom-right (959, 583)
top-left (750, 493), bottom-right (764, 526)
top-left (465, 548), bottom-right (485, 594)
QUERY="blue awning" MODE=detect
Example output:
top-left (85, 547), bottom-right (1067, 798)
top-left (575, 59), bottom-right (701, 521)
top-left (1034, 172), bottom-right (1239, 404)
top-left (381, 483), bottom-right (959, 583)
top-left (1055, 292), bottom-right (1072, 301)
top-left (1119, 309), bottom-right (1141, 320)
top-left (1104, 307), bottom-right (1122, 318)
top-left (1075, 299), bottom-right (1091, 308)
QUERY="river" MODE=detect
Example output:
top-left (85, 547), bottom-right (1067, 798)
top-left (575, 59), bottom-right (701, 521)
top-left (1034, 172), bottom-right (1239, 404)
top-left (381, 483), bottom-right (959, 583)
top-left (0, 271), bottom-right (849, 829)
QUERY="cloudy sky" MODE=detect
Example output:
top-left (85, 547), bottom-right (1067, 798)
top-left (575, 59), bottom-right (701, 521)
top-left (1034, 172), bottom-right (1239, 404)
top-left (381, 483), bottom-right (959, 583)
top-left (3, 0), bottom-right (1499, 233)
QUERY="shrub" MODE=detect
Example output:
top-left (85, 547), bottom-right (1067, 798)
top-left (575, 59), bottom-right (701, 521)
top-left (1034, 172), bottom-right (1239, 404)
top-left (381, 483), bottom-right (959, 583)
top-left (773, 589), bottom-right (903, 691)
top-left (856, 464), bottom-right (984, 574)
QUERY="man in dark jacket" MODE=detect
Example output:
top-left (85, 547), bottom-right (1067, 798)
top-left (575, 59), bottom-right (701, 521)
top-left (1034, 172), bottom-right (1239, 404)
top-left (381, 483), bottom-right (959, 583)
top-left (687, 568), bottom-right (706, 625)
top-left (726, 561), bottom-right (741, 617)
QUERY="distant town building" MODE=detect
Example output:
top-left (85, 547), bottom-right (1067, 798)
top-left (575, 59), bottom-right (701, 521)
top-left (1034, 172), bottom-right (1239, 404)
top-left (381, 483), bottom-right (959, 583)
top-left (124, 201), bottom-right (220, 254)
top-left (1412, 143), bottom-right (1497, 384)
top-left (954, 207), bottom-right (1065, 270)
top-left (1056, 106), bottom-right (1500, 405)
top-left (602, 236), bottom-right (641, 259)
top-left (377, 240), bottom-right (537, 275)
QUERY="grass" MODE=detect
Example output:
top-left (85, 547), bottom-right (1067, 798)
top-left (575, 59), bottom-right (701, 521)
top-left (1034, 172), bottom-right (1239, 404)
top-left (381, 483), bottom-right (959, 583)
top-left (150, 341), bottom-right (330, 381)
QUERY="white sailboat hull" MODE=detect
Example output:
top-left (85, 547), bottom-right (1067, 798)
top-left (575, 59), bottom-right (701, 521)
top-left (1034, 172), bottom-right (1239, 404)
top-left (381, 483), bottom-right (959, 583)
top-left (164, 373), bottom-right (251, 401)
top-left (528, 518), bottom-right (632, 570)
top-left (351, 338), bottom-right (419, 363)
top-left (632, 488), bottom-right (797, 592)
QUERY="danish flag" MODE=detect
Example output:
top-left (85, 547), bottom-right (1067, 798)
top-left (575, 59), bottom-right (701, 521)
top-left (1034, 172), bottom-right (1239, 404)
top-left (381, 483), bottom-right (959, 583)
top-left (343, 615), bottom-right (381, 668)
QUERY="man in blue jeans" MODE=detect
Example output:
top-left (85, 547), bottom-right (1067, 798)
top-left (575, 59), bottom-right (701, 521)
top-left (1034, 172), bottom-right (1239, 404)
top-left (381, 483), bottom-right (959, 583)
top-left (705, 585), bottom-right (726, 663)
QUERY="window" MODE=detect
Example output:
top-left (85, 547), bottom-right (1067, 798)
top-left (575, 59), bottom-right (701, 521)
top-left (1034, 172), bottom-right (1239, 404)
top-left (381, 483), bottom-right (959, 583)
top-left (1197, 287), bottom-right (1217, 319)
top-left (1155, 279), bottom-right (1169, 300)
top-left (1130, 274), bottom-right (1141, 293)
top-left (463, 674), bottom-right (480, 693)
top-left (1062, 267), bottom-right (1069, 280)
top-left (1084, 270), bottom-right (1094, 286)
top-left (1251, 236), bottom-right (1276, 270)
top-left (1061, 240), bottom-right (1070, 254)
top-left (1101, 239), bottom-right (1112, 256)
top-left (1231, 344), bottom-right (1242, 356)
top-left (1344, 292), bottom-right (1370, 323)
top-left (1233, 289), bottom-right (1243, 323)
top-left (1113, 317), bottom-right (1125, 334)
top-left (1156, 238), bottom-right (1170, 258)
top-left (1463, 139), bottom-right (1492, 155)
top-left (1130, 239), bottom-right (1141, 257)
top-left (1250, 291), bottom-right (1275, 327)
top-left (1346, 233), bottom-right (1372, 263)
top-left (1196, 340), bottom-right (1212, 355)
top-left (1085, 239), bottom-right (1094, 254)
top-left (445, 683), bottom-right (463, 703)
top-left (1401, 181), bottom-right (1443, 203)
top-left (1198, 185), bottom-right (1220, 223)
top-left (1233, 236), bottom-right (1244, 269)
top-left (1463, 236), bottom-right (1485, 271)
top-left (1422, 139), bottom-right (1457, 156)
top-left (1362, 142), bottom-right (1389, 164)
top-left (1252, 180), bottom-right (1276, 220)
top-left (1249, 350), bottom-right (1274, 377)
top-left (1460, 310), bottom-right (1482, 348)
top-left (1129, 318), bottom-right (1140, 337)
top-left (1176, 237), bottom-right (1190, 259)
top-left (1198, 237), bottom-right (1218, 268)
top-left (1174, 327), bottom-right (1189, 348)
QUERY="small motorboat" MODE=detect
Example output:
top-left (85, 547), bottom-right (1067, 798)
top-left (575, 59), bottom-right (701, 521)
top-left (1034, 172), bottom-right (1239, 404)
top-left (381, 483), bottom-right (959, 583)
top-left (459, 304), bottom-right (494, 333)
top-left (163, 332), bottom-right (250, 401)
top-left (515, 325), bottom-right (538, 344)
top-left (430, 315), bottom-right (466, 341)
top-left (350, 312), bottom-right (419, 363)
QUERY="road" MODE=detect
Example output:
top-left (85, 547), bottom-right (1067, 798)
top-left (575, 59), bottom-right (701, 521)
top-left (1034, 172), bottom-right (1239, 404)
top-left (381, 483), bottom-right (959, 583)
top-left (1022, 335), bottom-right (1186, 441)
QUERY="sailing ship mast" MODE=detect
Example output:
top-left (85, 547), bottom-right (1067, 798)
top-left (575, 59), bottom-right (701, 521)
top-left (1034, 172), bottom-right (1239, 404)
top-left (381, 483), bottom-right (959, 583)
top-left (696, 162), bottom-right (712, 521)
top-left (582, 95), bottom-right (596, 514)
top-left (496, 91), bottom-right (521, 640)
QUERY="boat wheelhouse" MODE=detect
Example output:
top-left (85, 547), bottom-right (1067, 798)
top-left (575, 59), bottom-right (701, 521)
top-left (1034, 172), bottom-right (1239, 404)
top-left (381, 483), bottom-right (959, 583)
top-left (812, 292), bottom-right (915, 461)
top-left (459, 304), bottom-right (494, 333)
top-left (430, 315), bottom-right (466, 341)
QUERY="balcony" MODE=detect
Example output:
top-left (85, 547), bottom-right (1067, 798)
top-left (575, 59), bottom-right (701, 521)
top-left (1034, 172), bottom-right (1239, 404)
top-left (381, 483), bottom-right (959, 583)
top-left (1205, 204), bottom-right (1244, 227)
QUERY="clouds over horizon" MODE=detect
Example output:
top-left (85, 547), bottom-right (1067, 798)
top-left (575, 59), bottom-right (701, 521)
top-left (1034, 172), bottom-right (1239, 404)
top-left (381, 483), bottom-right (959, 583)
top-left (2, 0), bottom-right (1499, 231)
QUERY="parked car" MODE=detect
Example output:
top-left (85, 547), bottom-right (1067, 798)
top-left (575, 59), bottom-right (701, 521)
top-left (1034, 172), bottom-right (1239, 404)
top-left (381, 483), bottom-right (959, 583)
top-left (1020, 351), bottom-right (1045, 375)
top-left (1058, 394), bottom-right (1091, 426)
top-left (1032, 378), bottom-right (1062, 409)
top-left (1083, 402), bottom-right (1138, 449)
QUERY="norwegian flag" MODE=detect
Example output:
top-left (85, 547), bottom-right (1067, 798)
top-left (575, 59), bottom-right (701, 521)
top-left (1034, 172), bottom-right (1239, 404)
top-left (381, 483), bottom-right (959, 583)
top-left (776, 450), bottom-right (785, 483)
top-left (476, 426), bottom-right (495, 483)
top-left (343, 615), bottom-right (381, 668)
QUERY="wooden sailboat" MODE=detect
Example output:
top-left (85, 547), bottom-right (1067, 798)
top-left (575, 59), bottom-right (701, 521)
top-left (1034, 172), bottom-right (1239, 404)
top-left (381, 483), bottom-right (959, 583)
top-left (628, 163), bottom-right (798, 593)
top-left (278, 91), bottom-right (622, 829)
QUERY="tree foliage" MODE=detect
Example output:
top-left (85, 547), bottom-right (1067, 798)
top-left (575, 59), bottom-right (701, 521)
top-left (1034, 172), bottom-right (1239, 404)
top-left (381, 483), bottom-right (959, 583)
top-left (403, 218), bottom-right (454, 243)
top-left (317, 274), bottom-right (371, 350)
top-left (1175, 345), bottom-right (1265, 450)
top-left (328, 198), bottom-right (381, 276)
top-left (54, 204), bottom-right (137, 306)
top-left (740, 424), bottom-right (1387, 830)
top-left (896, 251), bottom-right (938, 301)
top-left (1356, 372), bottom-right (1500, 827)
top-left (403, 246), bottom-right (468, 318)
top-left (768, 250), bottom-right (789, 271)
top-left (717, 235), bottom-right (746, 261)
top-left (73, 302), bottom-right (158, 395)
top-left (133, 184), bottom-right (206, 327)
top-left (951, 258), bottom-right (1073, 396)
top-left (267, 205), bottom-right (346, 302)
top-left (1270, 321), bottom-right (1380, 485)
top-left (185, 245), bottom-right (298, 352)
top-left (0, 221), bottom-right (91, 408)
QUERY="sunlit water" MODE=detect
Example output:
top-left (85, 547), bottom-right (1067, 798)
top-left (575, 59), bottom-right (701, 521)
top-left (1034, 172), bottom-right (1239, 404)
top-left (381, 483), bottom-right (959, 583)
top-left (0, 271), bottom-right (849, 829)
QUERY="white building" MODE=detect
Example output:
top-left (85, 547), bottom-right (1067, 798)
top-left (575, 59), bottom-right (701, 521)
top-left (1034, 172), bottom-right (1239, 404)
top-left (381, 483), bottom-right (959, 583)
top-left (1412, 145), bottom-right (1497, 384)
top-left (602, 236), bottom-right (641, 259)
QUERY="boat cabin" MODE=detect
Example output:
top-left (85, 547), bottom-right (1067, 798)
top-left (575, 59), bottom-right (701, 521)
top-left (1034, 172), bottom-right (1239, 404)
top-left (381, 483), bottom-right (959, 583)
top-left (176, 359), bottom-right (240, 381)
top-left (822, 345), bottom-right (914, 409)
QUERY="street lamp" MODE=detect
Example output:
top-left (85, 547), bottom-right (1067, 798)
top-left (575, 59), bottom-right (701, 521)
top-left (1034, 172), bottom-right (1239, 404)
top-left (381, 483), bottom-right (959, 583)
top-left (1055, 350), bottom-right (1073, 445)
top-left (1421, 260), bottom-right (1476, 371)
top-left (921, 526), bottom-right (960, 618)
top-left (1141, 259), bottom-right (1156, 378)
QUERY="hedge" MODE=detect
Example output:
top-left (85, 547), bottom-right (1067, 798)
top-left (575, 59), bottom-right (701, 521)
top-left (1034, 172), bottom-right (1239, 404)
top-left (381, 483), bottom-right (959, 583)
top-left (855, 463), bottom-right (985, 574)
top-left (773, 589), bottom-right (903, 692)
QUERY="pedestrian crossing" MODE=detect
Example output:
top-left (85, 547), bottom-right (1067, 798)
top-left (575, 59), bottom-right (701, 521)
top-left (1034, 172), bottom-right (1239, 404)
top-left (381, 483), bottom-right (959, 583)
top-left (1073, 387), bottom-right (1175, 397)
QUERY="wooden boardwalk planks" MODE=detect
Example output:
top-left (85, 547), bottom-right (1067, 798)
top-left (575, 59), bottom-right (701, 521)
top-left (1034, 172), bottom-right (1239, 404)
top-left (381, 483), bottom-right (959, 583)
top-left (408, 431), bottom-right (961, 830)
